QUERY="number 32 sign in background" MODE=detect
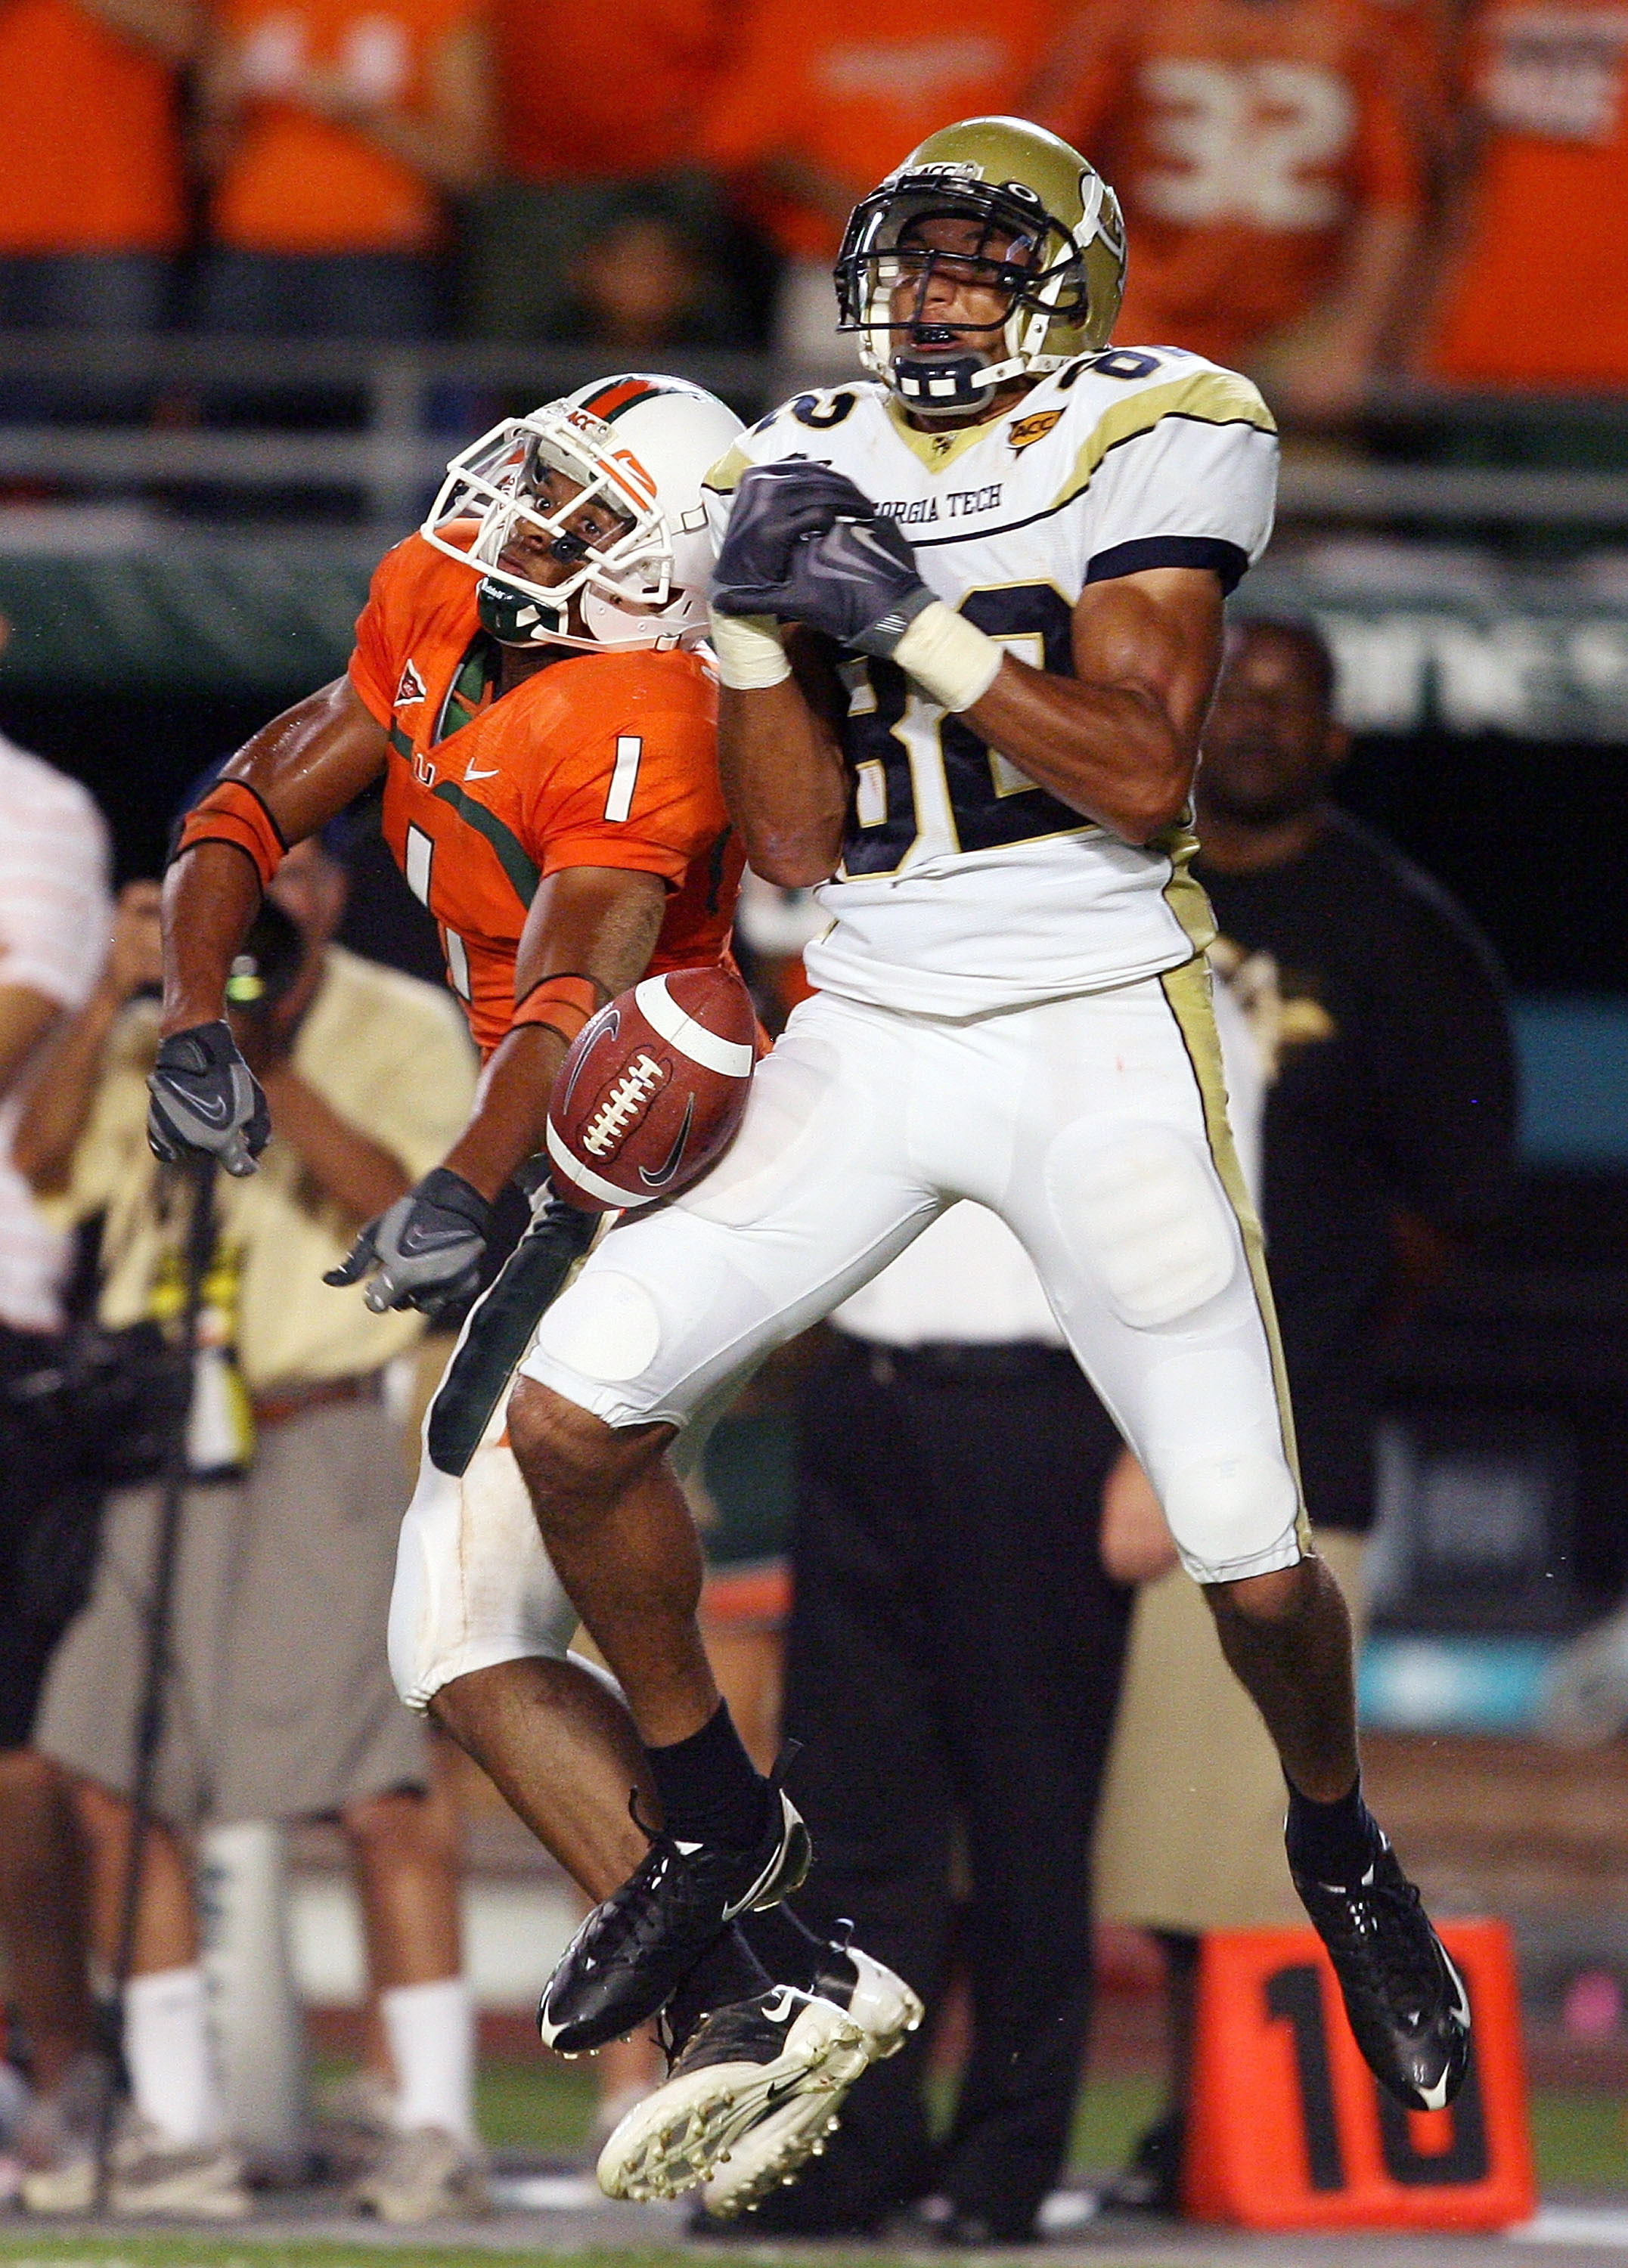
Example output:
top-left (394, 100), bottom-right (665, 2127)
top-left (1183, 1919), bottom-right (1537, 2230)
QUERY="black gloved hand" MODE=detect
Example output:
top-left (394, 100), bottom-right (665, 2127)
top-left (712, 460), bottom-right (889, 615)
top-left (147, 1019), bottom-right (270, 1177)
top-left (712, 461), bottom-right (935, 655)
top-left (324, 1167), bottom-right (493, 1315)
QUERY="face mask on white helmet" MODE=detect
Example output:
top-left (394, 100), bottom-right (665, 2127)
top-left (420, 376), bottom-right (743, 652)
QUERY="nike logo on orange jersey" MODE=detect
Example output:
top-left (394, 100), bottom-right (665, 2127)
top-left (464, 760), bottom-right (499, 782)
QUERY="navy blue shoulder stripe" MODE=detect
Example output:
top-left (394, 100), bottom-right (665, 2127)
top-left (1085, 536), bottom-right (1250, 594)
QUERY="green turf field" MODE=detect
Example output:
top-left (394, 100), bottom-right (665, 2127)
top-left (0, 2062), bottom-right (1611, 2268)
top-left (0, 2248), bottom-right (736, 2268)
top-left (472, 2059), bottom-right (1627, 2195)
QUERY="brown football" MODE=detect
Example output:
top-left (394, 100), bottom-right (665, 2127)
top-left (546, 965), bottom-right (758, 1213)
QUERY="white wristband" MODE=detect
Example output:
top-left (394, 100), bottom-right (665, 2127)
top-left (891, 600), bottom-right (1003, 713)
top-left (708, 608), bottom-right (792, 691)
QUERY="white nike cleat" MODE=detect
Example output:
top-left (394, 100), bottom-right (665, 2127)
top-left (699, 1941), bottom-right (923, 2221)
top-left (597, 1986), bottom-right (867, 2204)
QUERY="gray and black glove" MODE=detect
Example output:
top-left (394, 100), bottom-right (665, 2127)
top-left (324, 1167), bottom-right (493, 1315)
top-left (147, 1020), bottom-right (270, 1177)
top-left (712, 460), bottom-right (935, 658)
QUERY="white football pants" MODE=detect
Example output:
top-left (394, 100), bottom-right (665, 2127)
top-left (518, 961), bottom-right (1307, 1587)
top-left (389, 1271), bottom-right (714, 1712)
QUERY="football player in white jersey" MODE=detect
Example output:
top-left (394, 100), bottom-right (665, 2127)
top-left (508, 119), bottom-right (1470, 2197)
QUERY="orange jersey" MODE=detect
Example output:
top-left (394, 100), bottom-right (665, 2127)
top-left (1425, 0), bottom-right (1628, 386)
top-left (0, 0), bottom-right (185, 253)
top-left (496, 0), bottom-right (724, 184)
top-left (699, 0), bottom-right (1065, 262)
top-left (208, 0), bottom-right (477, 252)
top-left (1037, 0), bottom-right (1428, 366)
top-left (349, 533), bottom-right (741, 1058)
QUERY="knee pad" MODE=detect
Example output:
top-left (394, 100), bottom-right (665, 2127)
top-left (1162, 1449), bottom-right (1301, 1584)
top-left (531, 1270), bottom-right (664, 1386)
top-left (1045, 1121), bottom-right (1237, 1331)
top-left (388, 1444), bottom-right (579, 1712)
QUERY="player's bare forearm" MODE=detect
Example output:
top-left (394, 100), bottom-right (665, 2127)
top-left (444, 1027), bottom-right (569, 1200)
top-left (961, 564), bottom-right (1224, 844)
top-left (160, 676), bottom-right (389, 1035)
top-left (161, 841), bottom-right (265, 1034)
top-left (442, 864), bottom-right (668, 1200)
top-left (718, 679), bottom-right (847, 888)
top-left (965, 665), bottom-right (1195, 844)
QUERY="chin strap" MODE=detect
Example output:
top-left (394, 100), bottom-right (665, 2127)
top-left (891, 352), bottom-right (993, 411)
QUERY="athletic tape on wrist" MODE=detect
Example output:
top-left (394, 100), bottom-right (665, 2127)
top-left (709, 608), bottom-right (792, 690)
top-left (172, 779), bottom-right (287, 889)
top-left (892, 600), bottom-right (1003, 714)
top-left (510, 971), bottom-right (606, 1047)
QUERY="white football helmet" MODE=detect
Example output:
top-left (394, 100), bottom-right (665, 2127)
top-left (421, 374), bottom-right (743, 652)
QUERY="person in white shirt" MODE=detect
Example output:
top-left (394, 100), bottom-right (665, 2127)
top-left (0, 725), bottom-right (111, 2203)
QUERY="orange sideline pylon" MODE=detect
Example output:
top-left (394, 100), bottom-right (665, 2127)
top-left (1183, 1918), bottom-right (1535, 2230)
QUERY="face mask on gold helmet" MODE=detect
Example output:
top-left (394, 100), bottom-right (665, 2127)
top-left (834, 116), bottom-right (1127, 419)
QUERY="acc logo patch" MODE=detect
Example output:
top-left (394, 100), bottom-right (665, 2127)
top-left (1008, 410), bottom-right (1062, 452)
top-left (394, 659), bottom-right (427, 708)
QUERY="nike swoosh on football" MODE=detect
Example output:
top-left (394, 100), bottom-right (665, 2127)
top-left (639, 1096), bottom-right (695, 1188)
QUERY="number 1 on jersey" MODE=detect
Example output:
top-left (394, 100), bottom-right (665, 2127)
top-left (606, 736), bottom-right (642, 823)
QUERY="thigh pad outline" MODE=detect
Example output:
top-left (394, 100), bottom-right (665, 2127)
top-left (1043, 1119), bottom-right (1238, 1332)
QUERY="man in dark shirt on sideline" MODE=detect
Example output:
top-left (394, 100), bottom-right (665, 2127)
top-left (1095, 613), bottom-right (1518, 2211)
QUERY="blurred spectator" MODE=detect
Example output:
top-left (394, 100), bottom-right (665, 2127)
top-left (1030, 0), bottom-right (1430, 417)
top-left (461, 0), bottom-right (725, 341)
top-left (194, 0), bottom-right (492, 338)
top-left (0, 706), bottom-right (110, 2201)
top-left (563, 195), bottom-right (737, 351)
top-left (698, 0), bottom-right (1065, 364)
top-left (0, 0), bottom-right (192, 333)
top-left (14, 849), bottom-right (486, 2219)
top-left (1424, 0), bottom-right (1628, 389)
top-left (1091, 618), bottom-right (1518, 2212)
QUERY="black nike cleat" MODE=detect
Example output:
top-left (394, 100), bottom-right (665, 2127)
top-left (597, 1985), bottom-right (868, 2202)
top-left (538, 1791), bottom-right (811, 2055)
top-left (1291, 1838), bottom-right (1471, 2111)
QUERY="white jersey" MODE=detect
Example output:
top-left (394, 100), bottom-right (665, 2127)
top-left (705, 348), bottom-right (1278, 1016)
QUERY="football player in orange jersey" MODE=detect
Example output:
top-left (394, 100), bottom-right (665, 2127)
top-left (149, 373), bottom-right (918, 2205)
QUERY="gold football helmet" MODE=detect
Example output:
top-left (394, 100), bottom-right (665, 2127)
top-left (834, 116), bottom-right (1127, 414)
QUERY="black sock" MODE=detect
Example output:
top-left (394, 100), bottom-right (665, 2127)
top-left (667, 1924), bottom-right (773, 2046)
top-left (738, 1901), bottom-right (829, 1993)
top-left (647, 1699), bottom-right (771, 1852)
top-left (1285, 1774), bottom-right (1385, 1887)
